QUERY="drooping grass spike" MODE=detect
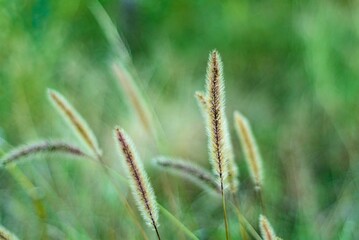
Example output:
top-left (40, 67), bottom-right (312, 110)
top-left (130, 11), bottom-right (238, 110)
top-left (154, 157), bottom-right (221, 194)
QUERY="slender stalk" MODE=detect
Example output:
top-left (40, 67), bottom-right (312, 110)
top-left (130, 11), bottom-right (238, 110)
top-left (256, 188), bottom-right (266, 214)
top-left (230, 202), bottom-right (262, 240)
top-left (6, 165), bottom-right (48, 239)
top-left (222, 190), bottom-right (230, 240)
top-left (97, 155), bottom-right (149, 240)
top-left (158, 204), bottom-right (199, 240)
top-left (231, 194), bottom-right (249, 240)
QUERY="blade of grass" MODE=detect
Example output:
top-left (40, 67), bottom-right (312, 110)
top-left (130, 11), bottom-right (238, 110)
top-left (157, 204), bottom-right (199, 240)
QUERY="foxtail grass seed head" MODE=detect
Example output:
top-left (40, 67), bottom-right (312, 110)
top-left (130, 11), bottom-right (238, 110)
top-left (222, 107), bottom-right (239, 193)
top-left (0, 225), bottom-right (19, 240)
top-left (114, 127), bottom-right (159, 231)
top-left (234, 111), bottom-right (263, 189)
top-left (47, 89), bottom-right (102, 158)
top-left (259, 215), bottom-right (277, 240)
top-left (205, 50), bottom-right (228, 192)
top-left (0, 141), bottom-right (92, 167)
top-left (195, 91), bottom-right (209, 117)
top-left (154, 157), bottom-right (221, 194)
top-left (112, 64), bottom-right (156, 139)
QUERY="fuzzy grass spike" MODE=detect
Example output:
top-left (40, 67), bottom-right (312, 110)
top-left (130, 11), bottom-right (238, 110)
top-left (234, 111), bottom-right (263, 189)
top-left (114, 127), bottom-right (160, 239)
top-left (0, 225), bottom-right (19, 240)
top-left (0, 141), bottom-right (92, 167)
top-left (205, 50), bottom-right (230, 240)
top-left (47, 89), bottom-right (102, 158)
top-left (154, 157), bottom-right (221, 194)
top-left (259, 215), bottom-right (277, 240)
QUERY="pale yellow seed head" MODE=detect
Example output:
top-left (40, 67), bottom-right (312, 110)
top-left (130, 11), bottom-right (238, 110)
top-left (234, 111), bottom-right (263, 189)
top-left (47, 89), bottom-right (102, 158)
top-left (114, 127), bottom-right (159, 230)
top-left (259, 215), bottom-right (277, 240)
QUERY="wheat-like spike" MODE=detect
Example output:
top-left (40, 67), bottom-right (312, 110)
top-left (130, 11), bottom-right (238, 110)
top-left (259, 215), bottom-right (277, 240)
top-left (114, 127), bottom-right (160, 238)
top-left (112, 64), bottom-right (156, 138)
top-left (195, 91), bottom-right (209, 117)
top-left (223, 119), bottom-right (239, 194)
top-left (0, 225), bottom-right (19, 240)
top-left (47, 89), bottom-right (102, 158)
top-left (234, 111), bottom-right (263, 189)
top-left (154, 157), bottom-right (221, 194)
top-left (0, 141), bottom-right (93, 167)
top-left (205, 50), bottom-right (228, 192)
top-left (195, 91), bottom-right (239, 193)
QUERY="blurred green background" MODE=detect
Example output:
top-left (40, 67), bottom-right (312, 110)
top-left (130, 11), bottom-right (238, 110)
top-left (1, 0), bottom-right (359, 239)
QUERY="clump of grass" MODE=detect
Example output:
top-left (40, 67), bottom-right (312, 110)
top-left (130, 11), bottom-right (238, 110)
top-left (0, 225), bottom-right (19, 240)
top-left (114, 127), bottom-right (161, 239)
top-left (259, 215), bottom-right (277, 240)
top-left (154, 157), bottom-right (221, 194)
top-left (47, 89), bottom-right (102, 158)
top-left (0, 141), bottom-right (92, 167)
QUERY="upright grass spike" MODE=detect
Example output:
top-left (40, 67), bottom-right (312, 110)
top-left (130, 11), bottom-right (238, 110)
top-left (205, 50), bottom-right (228, 190)
top-left (0, 225), bottom-right (19, 240)
top-left (223, 117), bottom-right (239, 194)
top-left (154, 157), bottom-right (221, 194)
top-left (47, 89), bottom-right (102, 158)
top-left (195, 91), bottom-right (239, 193)
top-left (259, 215), bottom-right (277, 240)
top-left (0, 141), bottom-right (93, 167)
top-left (234, 111), bottom-right (263, 190)
top-left (205, 50), bottom-right (230, 240)
top-left (114, 127), bottom-right (160, 240)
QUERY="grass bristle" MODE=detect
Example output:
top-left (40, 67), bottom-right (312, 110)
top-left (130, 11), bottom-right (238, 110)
top-left (47, 89), bottom-right (102, 158)
top-left (234, 111), bottom-right (264, 189)
top-left (0, 225), bottom-right (19, 240)
top-left (259, 215), bottom-right (277, 240)
top-left (0, 141), bottom-right (92, 167)
top-left (113, 127), bottom-right (160, 238)
top-left (154, 157), bottom-right (221, 194)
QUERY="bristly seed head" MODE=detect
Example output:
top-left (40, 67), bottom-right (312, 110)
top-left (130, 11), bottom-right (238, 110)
top-left (0, 225), bottom-right (19, 240)
top-left (114, 127), bottom-right (159, 232)
top-left (47, 89), bottom-right (102, 158)
top-left (259, 215), bottom-right (277, 240)
top-left (154, 157), bottom-right (221, 195)
top-left (234, 111), bottom-right (263, 189)
top-left (205, 50), bottom-right (229, 193)
top-left (0, 141), bottom-right (93, 167)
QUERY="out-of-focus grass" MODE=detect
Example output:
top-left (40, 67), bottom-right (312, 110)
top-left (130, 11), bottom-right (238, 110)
top-left (0, 0), bottom-right (359, 239)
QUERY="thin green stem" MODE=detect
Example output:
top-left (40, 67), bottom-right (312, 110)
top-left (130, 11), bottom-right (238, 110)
top-left (221, 184), bottom-right (230, 240)
top-left (6, 165), bottom-right (48, 239)
top-left (230, 202), bottom-right (262, 240)
top-left (256, 187), bottom-right (266, 215)
top-left (232, 194), bottom-right (249, 240)
top-left (158, 204), bottom-right (199, 240)
top-left (97, 155), bottom-right (149, 240)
